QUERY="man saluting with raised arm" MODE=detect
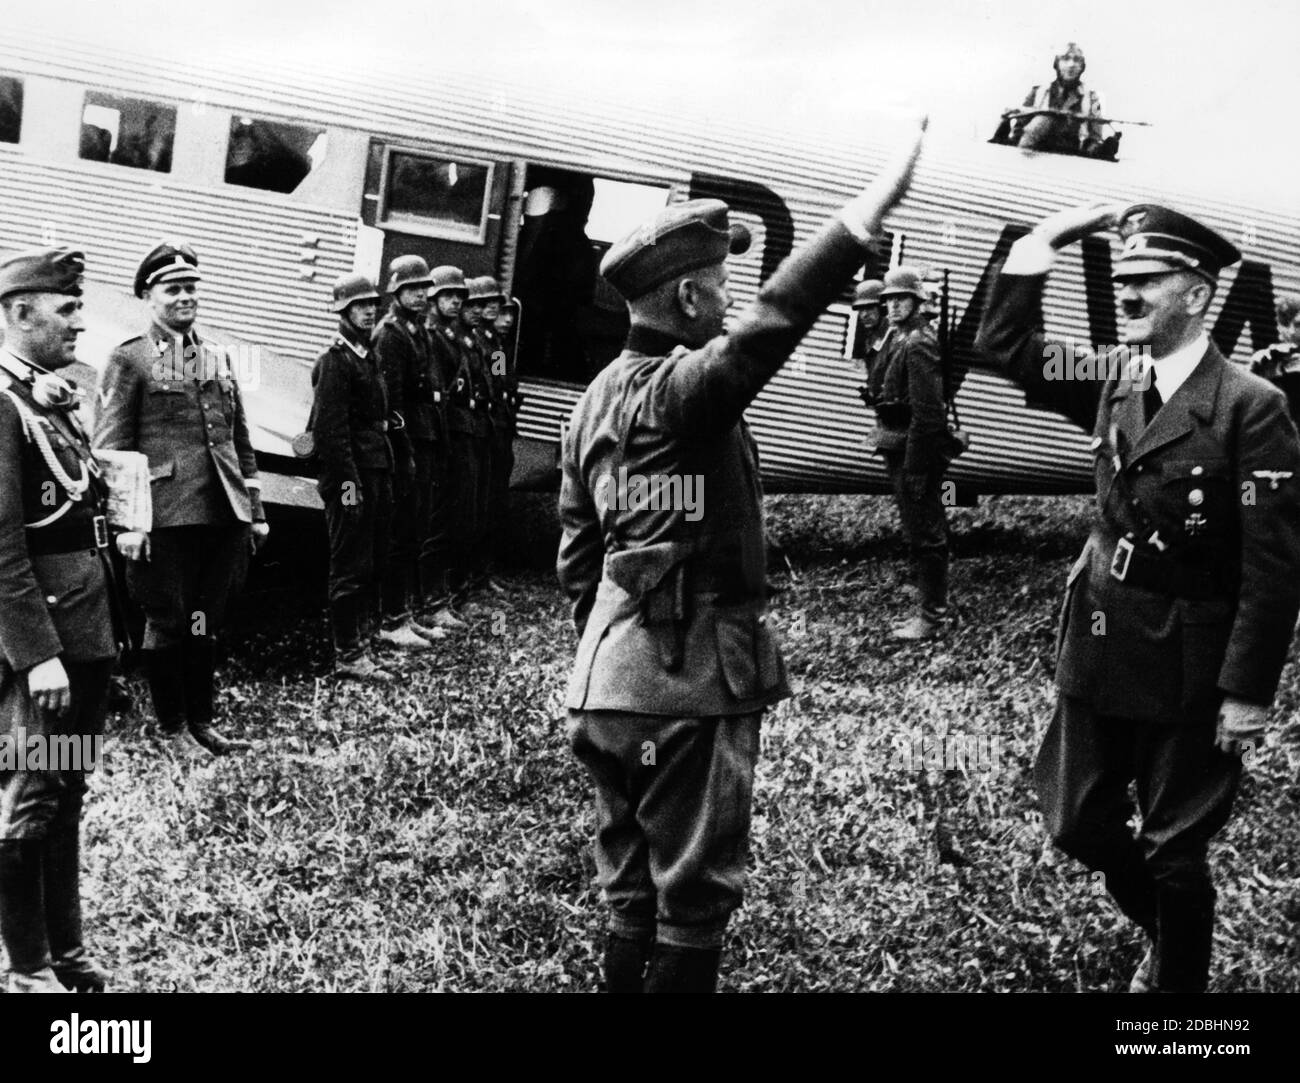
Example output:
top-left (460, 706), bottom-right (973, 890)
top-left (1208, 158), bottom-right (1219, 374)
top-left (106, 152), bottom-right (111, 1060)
top-left (976, 202), bottom-right (1300, 992)
top-left (558, 119), bottom-right (926, 993)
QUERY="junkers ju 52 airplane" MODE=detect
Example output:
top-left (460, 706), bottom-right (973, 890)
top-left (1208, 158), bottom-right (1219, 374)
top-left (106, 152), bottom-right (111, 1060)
top-left (0, 25), bottom-right (1295, 512)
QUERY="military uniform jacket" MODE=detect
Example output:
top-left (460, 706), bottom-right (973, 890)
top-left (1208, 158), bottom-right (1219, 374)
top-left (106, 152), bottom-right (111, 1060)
top-left (870, 315), bottom-right (946, 473)
top-left (442, 321), bottom-right (491, 438)
top-left (558, 219), bottom-right (868, 716)
top-left (476, 325), bottom-right (519, 430)
top-left (310, 323), bottom-right (393, 501)
top-left (976, 269), bottom-right (1300, 722)
top-left (0, 356), bottom-right (117, 671)
top-left (374, 305), bottom-right (442, 470)
top-left (93, 326), bottom-right (264, 528)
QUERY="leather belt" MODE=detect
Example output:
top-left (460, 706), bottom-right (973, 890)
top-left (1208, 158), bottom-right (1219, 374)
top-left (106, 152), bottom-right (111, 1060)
top-left (26, 514), bottom-right (110, 556)
top-left (1109, 537), bottom-right (1228, 600)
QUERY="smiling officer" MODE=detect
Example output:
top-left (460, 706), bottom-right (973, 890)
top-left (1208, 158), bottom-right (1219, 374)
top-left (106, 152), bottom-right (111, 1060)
top-left (93, 242), bottom-right (261, 755)
top-left (976, 201), bottom-right (1300, 992)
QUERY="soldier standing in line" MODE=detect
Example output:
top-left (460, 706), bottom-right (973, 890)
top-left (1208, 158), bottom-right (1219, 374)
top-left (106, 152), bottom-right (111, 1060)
top-left (558, 121), bottom-right (925, 993)
top-left (976, 202), bottom-right (1300, 992)
top-left (371, 255), bottom-right (443, 651)
top-left (449, 275), bottom-right (493, 600)
top-left (0, 247), bottom-right (117, 991)
top-left (423, 266), bottom-right (474, 629)
top-left (867, 266), bottom-right (955, 639)
top-left (311, 273), bottom-right (395, 682)
top-left (850, 278), bottom-right (889, 406)
top-left (468, 275), bottom-right (512, 589)
top-left (94, 242), bottom-right (259, 756)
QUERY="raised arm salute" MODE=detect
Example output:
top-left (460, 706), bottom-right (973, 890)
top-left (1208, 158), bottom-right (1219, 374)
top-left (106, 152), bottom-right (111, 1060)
top-left (976, 201), bottom-right (1300, 993)
top-left (558, 119), bottom-right (925, 994)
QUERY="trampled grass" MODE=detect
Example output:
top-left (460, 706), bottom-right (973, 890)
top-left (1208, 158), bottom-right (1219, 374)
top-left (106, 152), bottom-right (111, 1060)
top-left (68, 493), bottom-right (1300, 991)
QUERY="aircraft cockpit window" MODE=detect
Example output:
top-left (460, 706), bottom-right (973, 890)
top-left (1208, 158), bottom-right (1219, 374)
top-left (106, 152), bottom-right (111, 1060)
top-left (225, 116), bottom-right (324, 195)
top-left (0, 76), bottom-right (23, 144)
top-left (380, 150), bottom-right (494, 241)
top-left (79, 92), bottom-right (175, 172)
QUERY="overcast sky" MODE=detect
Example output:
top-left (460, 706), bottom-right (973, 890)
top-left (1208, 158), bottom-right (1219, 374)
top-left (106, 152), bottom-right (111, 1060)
top-left (12, 0), bottom-right (1300, 200)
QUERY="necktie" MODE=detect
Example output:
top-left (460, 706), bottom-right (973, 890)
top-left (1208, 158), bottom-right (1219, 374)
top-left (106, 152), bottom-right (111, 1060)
top-left (1143, 374), bottom-right (1163, 425)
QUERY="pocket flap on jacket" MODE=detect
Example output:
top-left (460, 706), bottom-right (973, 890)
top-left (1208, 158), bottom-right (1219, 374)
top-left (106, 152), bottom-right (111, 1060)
top-left (149, 460), bottom-right (175, 482)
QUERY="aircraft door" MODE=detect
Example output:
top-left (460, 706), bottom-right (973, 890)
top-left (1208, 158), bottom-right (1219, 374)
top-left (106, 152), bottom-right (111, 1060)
top-left (361, 140), bottom-right (512, 284)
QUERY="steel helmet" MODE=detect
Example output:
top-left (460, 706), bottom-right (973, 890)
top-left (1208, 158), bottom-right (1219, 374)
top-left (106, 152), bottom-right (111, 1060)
top-left (386, 254), bottom-right (433, 294)
top-left (429, 264), bottom-right (469, 298)
top-left (852, 279), bottom-right (884, 309)
top-left (879, 267), bottom-right (928, 302)
top-left (1053, 42), bottom-right (1086, 75)
top-left (331, 272), bottom-right (380, 313)
top-left (467, 275), bottom-right (505, 303)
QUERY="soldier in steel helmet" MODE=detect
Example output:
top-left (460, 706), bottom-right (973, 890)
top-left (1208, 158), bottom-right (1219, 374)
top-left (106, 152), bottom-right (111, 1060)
top-left (559, 120), bottom-right (926, 993)
top-left (867, 266), bottom-right (955, 639)
top-left (466, 275), bottom-right (512, 590)
top-left (849, 278), bottom-right (890, 407)
top-left (0, 246), bottom-right (119, 992)
top-left (93, 241), bottom-right (259, 755)
top-left (372, 255), bottom-right (445, 652)
top-left (310, 272), bottom-right (395, 681)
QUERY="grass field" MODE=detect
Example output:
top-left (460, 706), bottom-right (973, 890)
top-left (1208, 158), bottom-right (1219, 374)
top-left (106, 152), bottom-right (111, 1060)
top-left (73, 493), bottom-right (1300, 992)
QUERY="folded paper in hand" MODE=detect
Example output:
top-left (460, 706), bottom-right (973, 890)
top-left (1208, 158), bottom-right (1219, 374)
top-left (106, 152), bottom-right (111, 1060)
top-left (93, 449), bottom-right (152, 533)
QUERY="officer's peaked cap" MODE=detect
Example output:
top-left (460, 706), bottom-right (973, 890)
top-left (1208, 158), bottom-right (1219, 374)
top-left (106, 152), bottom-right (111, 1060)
top-left (600, 199), bottom-right (752, 302)
top-left (134, 240), bottom-right (201, 298)
top-left (0, 246), bottom-right (86, 301)
top-left (1112, 204), bottom-right (1241, 283)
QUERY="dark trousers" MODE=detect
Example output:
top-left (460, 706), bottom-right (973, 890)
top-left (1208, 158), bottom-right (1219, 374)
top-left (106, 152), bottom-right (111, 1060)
top-left (882, 451), bottom-right (949, 616)
top-left (0, 658), bottom-right (113, 840)
top-left (325, 470), bottom-right (392, 660)
top-left (126, 523), bottom-right (249, 649)
top-left (446, 427), bottom-right (485, 585)
top-left (1035, 695), bottom-right (1242, 992)
top-left (567, 709), bottom-right (761, 949)
top-left (486, 420), bottom-right (515, 559)
top-left (419, 440), bottom-right (454, 603)
top-left (382, 440), bottom-right (435, 623)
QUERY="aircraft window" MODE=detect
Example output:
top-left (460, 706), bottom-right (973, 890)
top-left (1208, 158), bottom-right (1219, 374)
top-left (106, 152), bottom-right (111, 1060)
top-left (513, 167), bottom-right (671, 384)
top-left (225, 116), bottom-right (325, 195)
top-left (381, 150), bottom-right (493, 241)
top-left (0, 76), bottom-right (23, 144)
top-left (80, 92), bottom-right (175, 171)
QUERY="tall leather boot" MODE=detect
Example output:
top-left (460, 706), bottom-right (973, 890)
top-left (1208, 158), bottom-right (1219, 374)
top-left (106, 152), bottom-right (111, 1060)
top-left (603, 930), bottom-right (654, 994)
top-left (1153, 882), bottom-right (1215, 992)
top-left (0, 839), bottom-right (64, 993)
top-left (42, 818), bottom-right (109, 992)
top-left (144, 646), bottom-right (187, 735)
top-left (183, 635), bottom-right (250, 756)
top-left (642, 943), bottom-right (722, 994)
top-left (892, 551), bottom-right (948, 640)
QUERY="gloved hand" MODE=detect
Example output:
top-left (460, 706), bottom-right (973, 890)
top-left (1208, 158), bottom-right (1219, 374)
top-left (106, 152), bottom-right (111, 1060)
top-left (116, 531), bottom-right (150, 562)
top-left (1214, 696), bottom-right (1268, 760)
top-left (857, 385), bottom-right (874, 406)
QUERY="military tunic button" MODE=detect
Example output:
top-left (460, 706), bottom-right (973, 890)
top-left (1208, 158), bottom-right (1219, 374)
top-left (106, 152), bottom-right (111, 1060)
top-left (1191, 465), bottom-right (1204, 476)
top-left (46, 594), bottom-right (57, 604)
top-left (1189, 488), bottom-right (1204, 506)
